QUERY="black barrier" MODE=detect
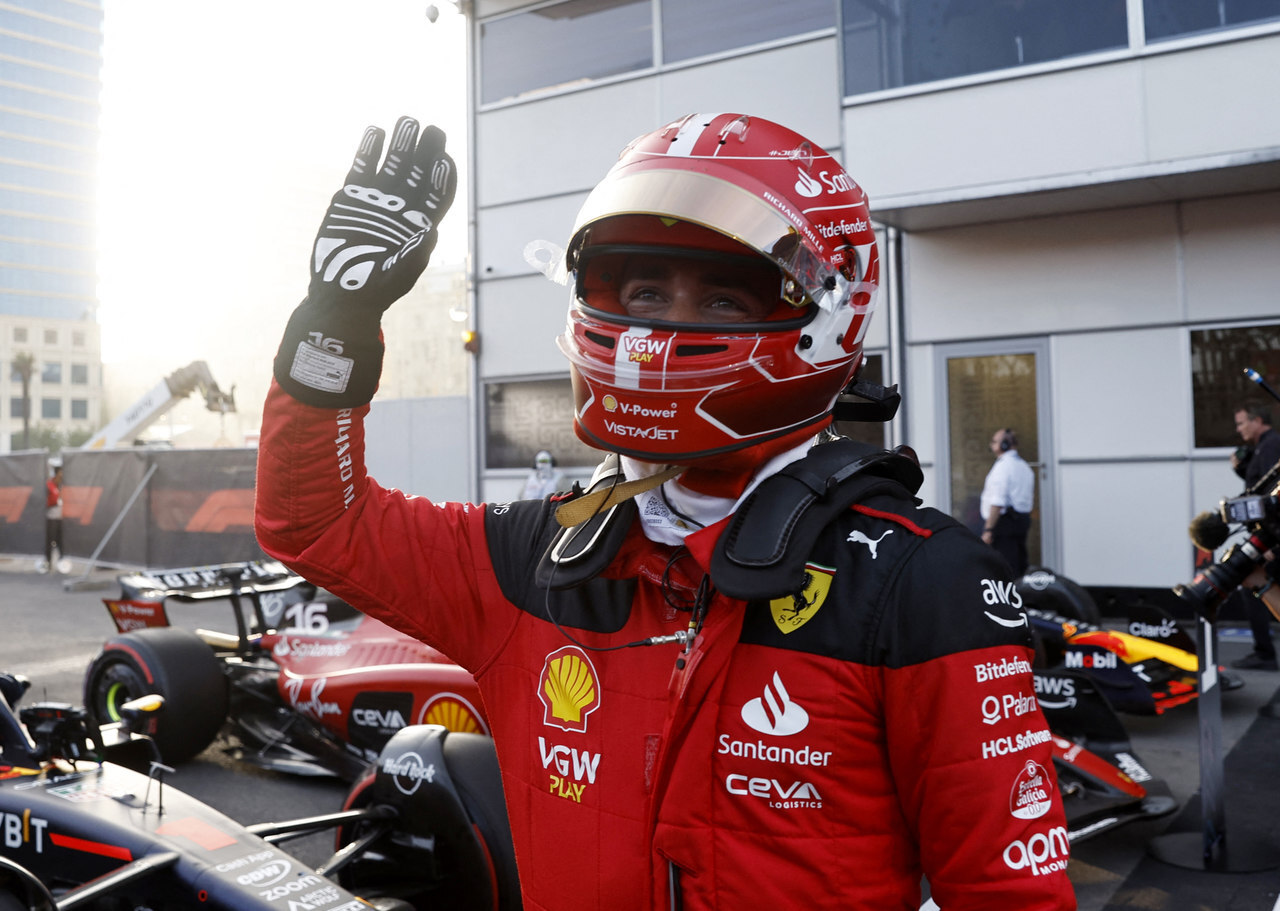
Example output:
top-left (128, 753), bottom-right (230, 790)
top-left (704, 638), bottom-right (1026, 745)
top-left (0, 450), bottom-right (50, 556)
top-left (0, 447), bottom-right (265, 569)
top-left (61, 448), bottom-right (149, 566)
top-left (146, 448), bottom-right (262, 566)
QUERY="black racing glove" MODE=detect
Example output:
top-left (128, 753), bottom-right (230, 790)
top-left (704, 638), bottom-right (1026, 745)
top-left (274, 116), bottom-right (457, 408)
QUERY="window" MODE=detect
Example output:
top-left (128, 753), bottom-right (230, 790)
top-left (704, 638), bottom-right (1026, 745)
top-left (662, 0), bottom-right (834, 63)
top-left (71, 398), bottom-right (88, 420)
top-left (9, 398), bottom-right (25, 418)
top-left (485, 378), bottom-right (599, 469)
top-left (1145, 0), bottom-right (1280, 41)
top-left (41, 362), bottom-right (62, 384)
top-left (41, 398), bottom-right (61, 419)
top-left (72, 330), bottom-right (85, 347)
top-left (841, 0), bottom-right (1128, 96)
top-left (43, 329), bottom-right (58, 345)
top-left (481, 0), bottom-right (653, 104)
top-left (1190, 324), bottom-right (1280, 448)
top-left (12, 327), bottom-right (26, 343)
top-left (71, 363), bottom-right (88, 384)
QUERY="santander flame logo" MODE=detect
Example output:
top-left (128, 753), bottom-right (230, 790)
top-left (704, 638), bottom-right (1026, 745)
top-left (794, 168), bottom-right (824, 199)
top-left (741, 672), bottom-right (809, 736)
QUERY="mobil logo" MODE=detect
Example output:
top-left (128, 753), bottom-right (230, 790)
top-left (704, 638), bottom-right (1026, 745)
top-left (1064, 646), bottom-right (1119, 671)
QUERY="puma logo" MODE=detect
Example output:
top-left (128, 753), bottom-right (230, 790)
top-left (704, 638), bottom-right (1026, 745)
top-left (846, 528), bottom-right (893, 559)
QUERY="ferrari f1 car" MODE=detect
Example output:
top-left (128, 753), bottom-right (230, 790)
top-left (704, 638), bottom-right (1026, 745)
top-left (82, 561), bottom-right (488, 781)
top-left (0, 673), bottom-right (520, 911)
top-left (1014, 567), bottom-right (1244, 716)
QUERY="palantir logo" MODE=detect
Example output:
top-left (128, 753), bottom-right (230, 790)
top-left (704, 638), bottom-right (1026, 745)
top-left (742, 672), bottom-right (809, 736)
top-left (794, 168), bottom-right (823, 199)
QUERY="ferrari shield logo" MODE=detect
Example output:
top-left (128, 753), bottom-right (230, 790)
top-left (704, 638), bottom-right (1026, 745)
top-left (770, 562), bottom-right (835, 634)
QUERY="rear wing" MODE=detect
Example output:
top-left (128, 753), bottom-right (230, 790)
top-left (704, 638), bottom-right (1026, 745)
top-left (106, 560), bottom-right (321, 651)
top-left (117, 560), bottom-right (307, 602)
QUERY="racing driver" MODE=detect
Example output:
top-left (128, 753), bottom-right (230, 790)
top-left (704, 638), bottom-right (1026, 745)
top-left (255, 113), bottom-right (1076, 910)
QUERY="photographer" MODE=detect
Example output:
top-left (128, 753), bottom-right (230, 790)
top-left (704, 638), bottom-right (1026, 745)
top-left (1232, 403), bottom-right (1280, 488)
top-left (1229, 403), bottom-right (1280, 670)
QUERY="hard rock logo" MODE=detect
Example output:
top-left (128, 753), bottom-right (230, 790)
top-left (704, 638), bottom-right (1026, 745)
top-left (538, 646), bottom-right (601, 733)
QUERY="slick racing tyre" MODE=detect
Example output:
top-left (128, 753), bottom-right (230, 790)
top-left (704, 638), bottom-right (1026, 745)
top-left (0, 855), bottom-right (56, 911)
top-left (1017, 567), bottom-right (1103, 626)
top-left (83, 627), bottom-right (228, 763)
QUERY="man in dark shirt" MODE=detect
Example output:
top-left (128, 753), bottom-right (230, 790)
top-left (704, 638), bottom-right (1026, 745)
top-left (1230, 403), bottom-right (1280, 670)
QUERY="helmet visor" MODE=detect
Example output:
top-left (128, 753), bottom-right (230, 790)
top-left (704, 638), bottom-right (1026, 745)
top-left (573, 244), bottom-right (814, 331)
top-left (569, 168), bottom-right (855, 308)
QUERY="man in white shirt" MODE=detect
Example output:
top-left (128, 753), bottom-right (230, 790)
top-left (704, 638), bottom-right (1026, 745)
top-left (979, 428), bottom-right (1036, 575)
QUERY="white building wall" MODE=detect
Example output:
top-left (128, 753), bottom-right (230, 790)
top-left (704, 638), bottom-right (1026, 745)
top-left (851, 33), bottom-right (1280, 208)
top-left (903, 195), bottom-right (1280, 587)
top-left (467, 6), bottom-right (1280, 596)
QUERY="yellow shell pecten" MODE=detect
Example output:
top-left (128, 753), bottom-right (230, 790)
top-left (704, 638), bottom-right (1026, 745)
top-left (545, 652), bottom-right (596, 723)
top-left (423, 696), bottom-right (484, 734)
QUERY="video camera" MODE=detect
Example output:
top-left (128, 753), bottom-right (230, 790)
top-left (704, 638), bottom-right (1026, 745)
top-left (1176, 461), bottom-right (1280, 618)
top-left (1175, 366), bottom-right (1280, 616)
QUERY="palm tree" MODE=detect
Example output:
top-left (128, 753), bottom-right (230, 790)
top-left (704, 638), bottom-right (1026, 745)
top-left (12, 351), bottom-right (34, 450)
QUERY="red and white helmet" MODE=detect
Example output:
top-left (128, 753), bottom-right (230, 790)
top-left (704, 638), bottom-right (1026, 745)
top-left (556, 112), bottom-right (879, 463)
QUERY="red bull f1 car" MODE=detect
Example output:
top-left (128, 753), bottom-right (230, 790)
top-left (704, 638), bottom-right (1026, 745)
top-left (1015, 568), bottom-right (1244, 716)
top-left (0, 672), bottom-right (519, 910)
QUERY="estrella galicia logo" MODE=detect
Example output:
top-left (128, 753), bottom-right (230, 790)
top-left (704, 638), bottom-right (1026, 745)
top-left (742, 672), bottom-right (809, 736)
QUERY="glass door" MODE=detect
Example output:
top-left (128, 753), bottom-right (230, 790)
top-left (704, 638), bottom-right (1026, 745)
top-left (936, 339), bottom-right (1055, 571)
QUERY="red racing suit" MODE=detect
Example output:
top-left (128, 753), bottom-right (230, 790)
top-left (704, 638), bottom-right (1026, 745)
top-left (255, 384), bottom-right (1077, 911)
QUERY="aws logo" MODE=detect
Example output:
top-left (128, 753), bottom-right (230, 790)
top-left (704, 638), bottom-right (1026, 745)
top-left (538, 646), bottom-right (601, 733)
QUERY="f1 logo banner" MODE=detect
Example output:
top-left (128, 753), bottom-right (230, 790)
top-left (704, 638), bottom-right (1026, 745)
top-left (147, 448), bottom-right (264, 566)
top-left (0, 451), bottom-right (48, 556)
top-left (56, 448), bottom-right (265, 568)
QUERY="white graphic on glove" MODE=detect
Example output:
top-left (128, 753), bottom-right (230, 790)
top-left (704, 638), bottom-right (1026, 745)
top-left (308, 117), bottom-right (455, 303)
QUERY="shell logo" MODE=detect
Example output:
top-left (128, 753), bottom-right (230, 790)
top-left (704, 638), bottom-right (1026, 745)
top-left (417, 693), bottom-right (489, 735)
top-left (538, 646), bottom-right (601, 733)
top-left (602, 395), bottom-right (618, 412)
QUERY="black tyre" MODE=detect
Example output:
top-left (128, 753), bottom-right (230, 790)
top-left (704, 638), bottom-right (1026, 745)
top-left (1017, 567), bottom-right (1103, 626)
top-left (0, 856), bottom-right (55, 911)
top-left (83, 627), bottom-right (228, 763)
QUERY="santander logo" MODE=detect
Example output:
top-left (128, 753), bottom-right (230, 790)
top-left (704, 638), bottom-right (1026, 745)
top-left (794, 168), bottom-right (824, 199)
top-left (742, 672), bottom-right (809, 736)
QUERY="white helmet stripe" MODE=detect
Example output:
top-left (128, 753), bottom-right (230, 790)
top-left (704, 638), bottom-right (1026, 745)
top-left (664, 113), bottom-right (726, 158)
